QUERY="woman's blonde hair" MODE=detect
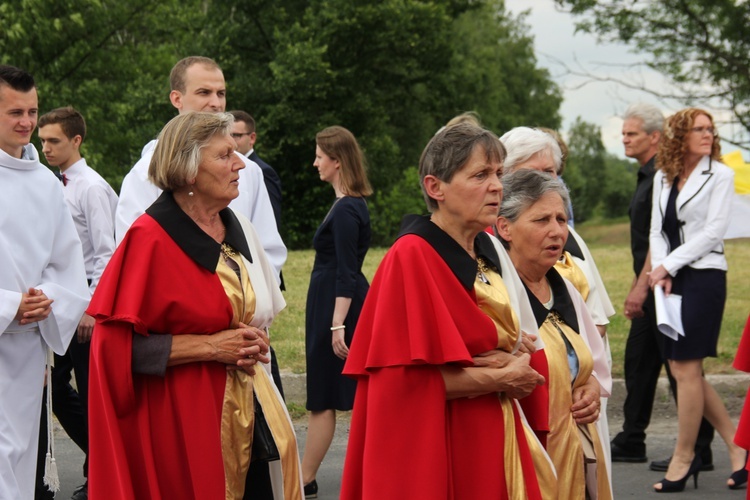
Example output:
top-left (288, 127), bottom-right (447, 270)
top-left (657, 108), bottom-right (721, 184)
top-left (445, 111), bottom-right (482, 128)
top-left (316, 126), bottom-right (373, 197)
top-left (149, 112), bottom-right (234, 191)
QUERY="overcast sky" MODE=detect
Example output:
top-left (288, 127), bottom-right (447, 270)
top-left (505, 1), bottom-right (747, 160)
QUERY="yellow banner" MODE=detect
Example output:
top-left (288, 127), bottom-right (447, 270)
top-left (722, 151), bottom-right (750, 194)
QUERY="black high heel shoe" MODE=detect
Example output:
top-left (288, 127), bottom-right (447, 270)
top-left (304, 479), bottom-right (318, 498)
top-left (728, 468), bottom-right (748, 490)
top-left (654, 455), bottom-right (702, 493)
top-left (728, 451), bottom-right (749, 490)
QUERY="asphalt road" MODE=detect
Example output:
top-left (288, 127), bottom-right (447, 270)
top-left (49, 374), bottom-right (750, 499)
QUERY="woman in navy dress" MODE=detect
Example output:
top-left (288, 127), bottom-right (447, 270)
top-left (648, 108), bottom-right (745, 492)
top-left (301, 126), bottom-right (372, 497)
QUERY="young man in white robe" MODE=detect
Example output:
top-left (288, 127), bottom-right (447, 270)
top-left (0, 65), bottom-right (89, 499)
top-left (115, 56), bottom-right (287, 282)
top-left (35, 106), bottom-right (119, 499)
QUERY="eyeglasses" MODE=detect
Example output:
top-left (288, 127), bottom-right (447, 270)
top-left (231, 132), bottom-right (251, 139)
top-left (690, 126), bottom-right (717, 136)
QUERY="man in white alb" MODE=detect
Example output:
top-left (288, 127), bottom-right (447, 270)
top-left (36, 106), bottom-right (118, 500)
top-left (115, 56), bottom-right (286, 280)
top-left (0, 65), bottom-right (89, 499)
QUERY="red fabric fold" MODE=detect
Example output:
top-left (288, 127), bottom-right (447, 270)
top-left (517, 349), bottom-right (551, 446)
top-left (344, 235), bottom-right (498, 374)
top-left (341, 234), bottom-right (542, 500)
top-left (733, 315), bottom-right (750, 452)
top-left (87, 216), bottom-right (235, 499)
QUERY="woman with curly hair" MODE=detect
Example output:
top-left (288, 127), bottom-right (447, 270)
top-left (648, 108), bottom-right (746, 492)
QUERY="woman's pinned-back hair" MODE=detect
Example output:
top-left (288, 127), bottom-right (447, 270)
top-left (149, 112), bottom-right (234, 191)
top-left (316, 126), bottom-right (373, 197)
top-left (445, 111), bottom-right (482, 128)
top-left (657, 108), bottom-right (721, 184)
top-left (499, 168), bottom-right (571, 225)
top-left (420, 123), bottom-right (505, 212)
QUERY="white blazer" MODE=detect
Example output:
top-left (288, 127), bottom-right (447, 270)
top-left (650, 155), bottom-right (734, 274)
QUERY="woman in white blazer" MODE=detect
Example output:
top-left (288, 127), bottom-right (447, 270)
top-left (648, 108), bottom-right (745, 492)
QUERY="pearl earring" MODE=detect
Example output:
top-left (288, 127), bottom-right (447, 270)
top-left (188, 190), bottom-right (194, 197)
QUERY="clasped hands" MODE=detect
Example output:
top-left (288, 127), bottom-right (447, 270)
top-left (571, 376), bottom-right (602, 424)
top-left (472, 332), bottom-right (602, 424)
top-left (15, 288), bottom-right (53, 325)
top-left (472, 333), bottom-right (544, 400)
top-left (209, 322), bottom-right (270, 375)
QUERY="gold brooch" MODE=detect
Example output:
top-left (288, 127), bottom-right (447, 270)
top-left (221, 242), bottom-right (237, 257)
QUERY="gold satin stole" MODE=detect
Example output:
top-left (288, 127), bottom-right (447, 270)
top-left (541, 312), bottom-right (610, 500)
top-left (216, 246), bottom-right (301, 500)
top-left (474, 259), bottom-right (557, 500)
top-left (554, 251), bottom-right (590, 301)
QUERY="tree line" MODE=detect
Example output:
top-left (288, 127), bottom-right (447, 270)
top-left (1, 0), bottom-right (636, 247)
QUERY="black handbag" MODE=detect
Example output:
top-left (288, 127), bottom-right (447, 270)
top-left (251, 393), bottom-right (280, 463)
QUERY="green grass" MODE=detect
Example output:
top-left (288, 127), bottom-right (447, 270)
top-left (271, 222), bottom-right (750, 378)
top-left (270, 248), bottom-right (388, 374)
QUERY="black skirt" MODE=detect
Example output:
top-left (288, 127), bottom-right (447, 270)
top-left (660, 266), bottom-right (727, 360)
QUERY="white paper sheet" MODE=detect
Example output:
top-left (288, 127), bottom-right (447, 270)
top-left (654, 285), bottom-right (684, 340)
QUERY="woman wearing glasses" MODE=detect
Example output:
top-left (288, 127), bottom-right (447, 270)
top-left (648, 108), bottom-right (745, 492)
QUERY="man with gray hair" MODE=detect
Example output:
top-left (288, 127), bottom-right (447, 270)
top-left (610, 103), bottom-right (715, 471)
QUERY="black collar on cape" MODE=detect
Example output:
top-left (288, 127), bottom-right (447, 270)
top-left (563, 231), bottom-right (584, 260)
top-left (524, 266), bottom-right (580, 333)
top-left (146, 191), bottom-right (253, 272)
top-left (397, 214), bottom-right (502, 291)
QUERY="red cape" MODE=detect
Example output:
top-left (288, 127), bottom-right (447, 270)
top-left (340, 234), bottom-right (540, 500)
top-left (733, 315), bottom-right (750, 455)
top-left (87, 215), bottom-right (234, 499)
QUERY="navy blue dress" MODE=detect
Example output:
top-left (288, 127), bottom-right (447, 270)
top-left (305, 197), bottom-right (370, 411)
top-left (661, 183), bottom-right (726, 360)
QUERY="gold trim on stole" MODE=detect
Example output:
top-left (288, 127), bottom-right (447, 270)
top-left (475, 262), bottom-right (556, 498)
top-left (216, 250), bottom-right (302, 499)
top-left (542, 313), bottom-right (610, 500)
top-left (474, 260), bottom-right (520, 352)
top-left (222, 371), bottom-right (255, 499)
top-left (554, 252), bottom-right (590, 302)
top-left (521, 415), bottom-right (558, 500)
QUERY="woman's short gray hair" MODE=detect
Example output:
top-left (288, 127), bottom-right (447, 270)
top-left (499, 169), bottom-right (571, 224)
top-left (500, 127), bottom-right (562, 173)
top-left (149, 112), bottom-right (234, 191)
top-left (419, 122), bottom-right (505, 212)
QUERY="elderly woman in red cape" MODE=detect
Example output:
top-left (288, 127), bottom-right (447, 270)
top-left (87, 112), bottom-right (302, 499)
top-left (340, 123), bottom-right (553, 499)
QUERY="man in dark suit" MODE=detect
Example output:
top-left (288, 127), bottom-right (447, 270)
top-left (611, 103), bottom-right (714, 471)
top-left (229, 110), bottom-right (281, 229)
top-left (228, 110), bottom-right (286, 401)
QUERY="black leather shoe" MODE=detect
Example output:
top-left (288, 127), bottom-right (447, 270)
top-left (611, 442), bottom-right (647, 463)
top-left (650, 456), bottom-right (715, 472)
top-left (71, 481), bottom-right (88, 500)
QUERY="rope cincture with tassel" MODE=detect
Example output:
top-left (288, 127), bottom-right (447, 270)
top-left (43, 346), bottom-right (60, 493)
